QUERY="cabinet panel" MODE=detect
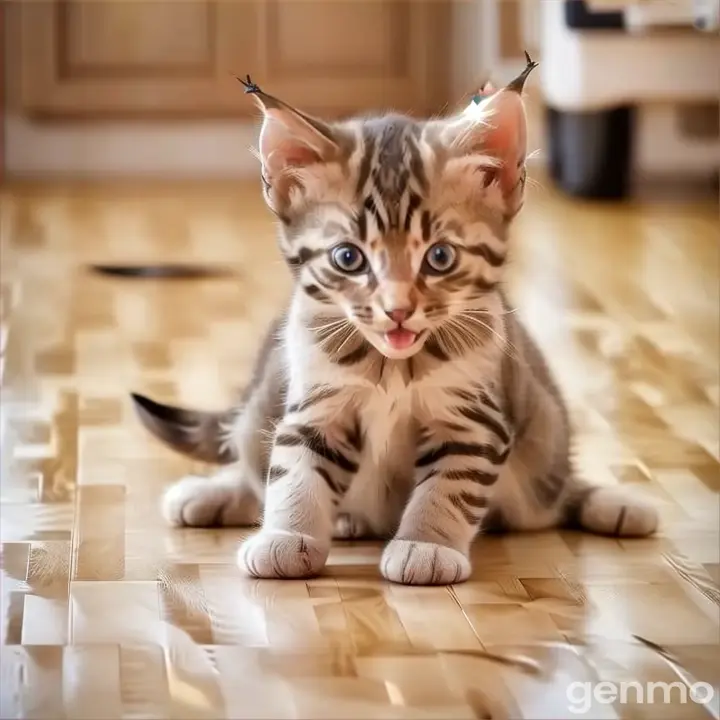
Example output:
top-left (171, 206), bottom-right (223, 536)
top-left (15, 1), bottom-right (450, 120)
top-left (267, 1), bottom-right (405, 77)
top-left (17, 1), bottom-right (255, 118)
top-left (258, 0), bottom-right (450, 118)
top-left (61, 2), bottom-right (214, 76)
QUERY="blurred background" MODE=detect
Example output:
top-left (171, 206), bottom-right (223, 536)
top-left (2, 0), bottom-right (718, 197)
top-left (0, 5), bottom-right (719, 719)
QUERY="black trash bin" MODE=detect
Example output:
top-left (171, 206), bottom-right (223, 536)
top-left (546, 104), bottom-right (635, 200)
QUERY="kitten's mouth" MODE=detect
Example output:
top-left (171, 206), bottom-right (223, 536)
top-left (384, 327), bottom-right (422, 351)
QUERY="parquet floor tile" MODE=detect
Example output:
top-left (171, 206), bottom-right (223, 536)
top-left (1, 178), bottom-right (718, 719)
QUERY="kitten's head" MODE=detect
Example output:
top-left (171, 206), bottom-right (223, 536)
top-left (243, 62), bottom-right (534, 361)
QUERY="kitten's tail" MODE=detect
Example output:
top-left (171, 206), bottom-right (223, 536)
top-left (130, 393), bottom-right (238, 465)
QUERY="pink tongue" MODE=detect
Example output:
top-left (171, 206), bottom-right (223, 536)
top-left (385, 328), bottom-right (417, 350)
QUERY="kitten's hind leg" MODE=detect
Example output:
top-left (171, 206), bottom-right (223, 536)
top-left (333, 513), bottom-right (376, 540)
top-left (563, 482), bottom-right (659, 538)
top-left (162, 464), bottom-right (262, 528)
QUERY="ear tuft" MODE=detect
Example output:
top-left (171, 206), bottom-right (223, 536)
top-left (506, 51), bottom-right (539, 94)
top-left (235, 74), bottom-right (262, 95)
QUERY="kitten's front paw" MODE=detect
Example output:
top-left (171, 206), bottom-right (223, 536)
top-left (238, 530), bottom-right (328, 579)
top-left (380, 539), bottom-right (470, 585)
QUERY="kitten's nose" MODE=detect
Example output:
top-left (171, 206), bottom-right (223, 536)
top-left (385, 308), bottom-right (414, 324)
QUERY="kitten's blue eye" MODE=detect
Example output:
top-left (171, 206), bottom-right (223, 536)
top-left (330, 243), bottom-right (367, 274)
top-left (423, 242), bottom-right (457, 275)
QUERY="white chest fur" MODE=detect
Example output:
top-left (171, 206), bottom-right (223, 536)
top-left (362, 366), bottom-right (413, 462)
top-left (338, 365), bottom-right (416, 533)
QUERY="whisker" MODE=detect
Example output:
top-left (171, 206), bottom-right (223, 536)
top-left (439, 323), bottom-right (456, 354)
top-left (456, 312), bottom-right (520, 361)
top-left (324, 322), bottom-right (357, 356)
top-left (312, 319), bottom-right (354, 348)
top-left (333, 325), bottom-right (359, 356)
top-left (464, 322), bottom-right (518, 362)
top-left (442, 301), bottom-right (519, 317)
top-left (308, 317), bottom-right (350, 334)
top-left (443, 322), bottom-right (468, 355)
top-left (447, 316), bottom-right (491, 356)
top-left (321, 325), bottom-right (354, 347)
top-left (308, 315), bottom-right (348, 328)
top-left (525, 175), bottom-right (545, 191)
top-left (443, 317), bottom-right (478, 356)
top-left (463, 306), bottom-right (519, 317)
top-left (437, 298), bottom-right (520, 317)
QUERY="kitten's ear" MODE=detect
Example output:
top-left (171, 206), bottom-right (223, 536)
top-left (237, 76), bottom-right (340, 209)
top-left (440, 54), bottom-right (538, 213)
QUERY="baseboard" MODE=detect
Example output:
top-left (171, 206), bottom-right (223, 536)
top-left (7, 110), bottom-right (714, 203)
top-left (4, 114), bottom-right (263, 180)
top-left (6, 108), bottom-right (547, 181)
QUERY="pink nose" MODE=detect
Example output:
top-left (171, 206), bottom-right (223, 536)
top-left (385, 308), bottom-right (414, 324)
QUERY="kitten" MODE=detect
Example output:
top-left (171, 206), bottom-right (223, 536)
top-left (132, 60), bottom-right (658, 585)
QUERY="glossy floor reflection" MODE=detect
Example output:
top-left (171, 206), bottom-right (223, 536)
top-left (1, 178), bottom-right (718, 719)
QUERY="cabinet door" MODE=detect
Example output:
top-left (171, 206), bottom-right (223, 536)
top-left (249, 1), bottom-right (450, 118)
top-left (16, 1), bottom-right (450, 120)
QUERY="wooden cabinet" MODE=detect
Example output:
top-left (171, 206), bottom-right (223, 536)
top-left (14, 1), bottom-right (451, 120)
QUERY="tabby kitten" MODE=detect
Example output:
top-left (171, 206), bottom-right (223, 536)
top-left (132, 60), bottom-right (658, 585)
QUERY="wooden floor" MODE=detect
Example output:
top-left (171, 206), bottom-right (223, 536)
top-left (1, 176), bottom-right (718, 720)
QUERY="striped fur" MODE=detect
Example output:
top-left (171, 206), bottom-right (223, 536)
top-left (139, 65), bottom-right (658, 585)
